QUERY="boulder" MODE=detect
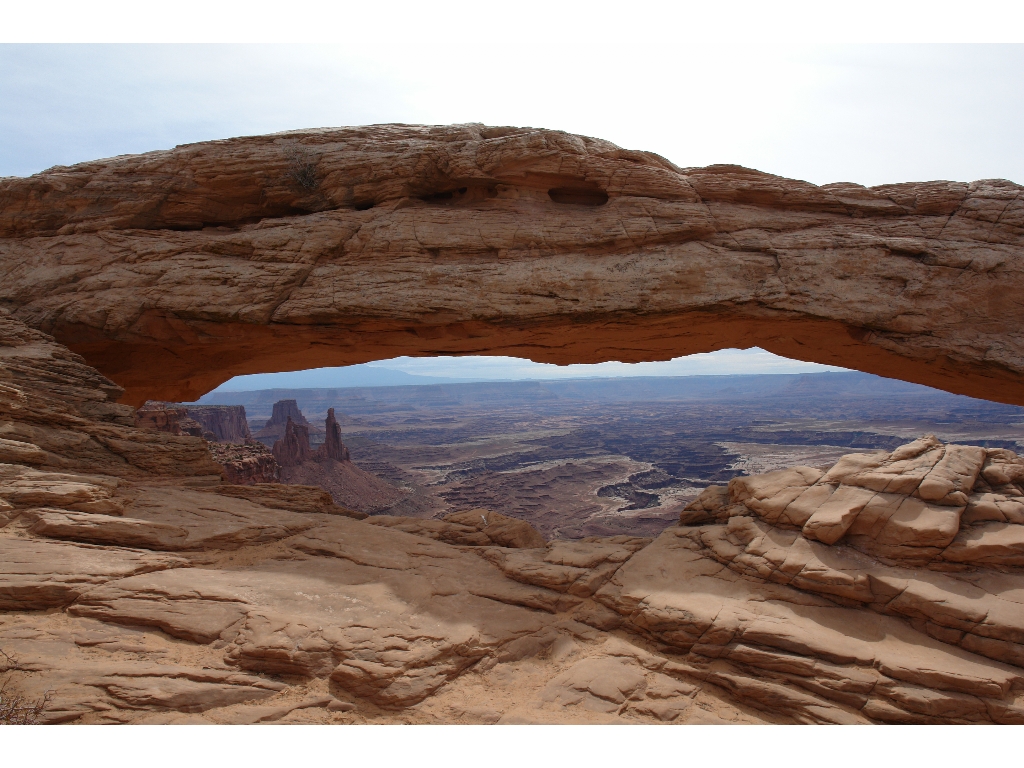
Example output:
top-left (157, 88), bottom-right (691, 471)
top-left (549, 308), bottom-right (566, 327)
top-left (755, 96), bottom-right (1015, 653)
top-left (207, 441), bottom-right (281, 485)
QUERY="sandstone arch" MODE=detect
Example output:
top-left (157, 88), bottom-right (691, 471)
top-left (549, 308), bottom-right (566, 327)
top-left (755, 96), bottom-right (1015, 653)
top-left (1, 123), bottom-right (1022, 407)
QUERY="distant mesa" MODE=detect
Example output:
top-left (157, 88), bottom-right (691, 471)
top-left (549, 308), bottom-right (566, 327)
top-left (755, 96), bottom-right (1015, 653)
top-left (136, 402), bottom-right (251, 443)
top-left (135, 402), bottom-right (211, 440)
top-left (183, 405), bottom-right (251, 443)
top-left (135, 396), bottom-right (398, 511)
top-left (255, 398), bottom-right (323, 447)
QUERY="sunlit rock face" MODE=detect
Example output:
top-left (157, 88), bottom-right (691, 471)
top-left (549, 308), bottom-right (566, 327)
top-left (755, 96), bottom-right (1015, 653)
top-left (1, 124), bottom-right (1022, 406)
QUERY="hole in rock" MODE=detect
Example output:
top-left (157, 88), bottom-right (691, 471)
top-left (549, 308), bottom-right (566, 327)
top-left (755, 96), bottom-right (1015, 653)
top-left (419, 185), bottom-right (498, 205)
top-left (185, 349), bottom-right (1024, 542)
top-left (547, 187), bottom-right (609, 206)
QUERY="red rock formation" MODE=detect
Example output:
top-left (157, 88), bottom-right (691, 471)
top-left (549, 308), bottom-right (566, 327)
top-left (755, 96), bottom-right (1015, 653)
top-left (183, 405), bottom-right (251, 443)
top-left (135, 402), bottom-right (206, 438)
top-left (271, 417), bottom-right (315, 467)
top-left (319, 408), bottom-right (350, 463)
top-left (0, 311), bottom-right (222, 480)
top-left (6, 306), bottom-right (1024, 724)
top-left (271, 407), bottom-right (351, 467)
top-left (1, 125), bottom-right (1022, 407)
top-left (207, 441), bottom-right (281, 485)
top-left (254, 399), bottom-right (322, 446)
top-left (269, 408), bottom-right (403, 512)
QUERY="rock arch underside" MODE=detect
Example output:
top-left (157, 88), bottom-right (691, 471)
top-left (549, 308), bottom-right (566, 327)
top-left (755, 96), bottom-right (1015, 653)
top-left (3, 124), bottom-right (1024, 725)
top-left (1, 123), bottom-right (1023, 406)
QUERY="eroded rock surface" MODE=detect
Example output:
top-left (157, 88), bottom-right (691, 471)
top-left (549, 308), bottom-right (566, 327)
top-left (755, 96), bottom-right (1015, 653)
top-left (0, 310), bottom-right (222, 480)
top-left (1, 125), bottom-right (1022, 406)
top-left (3, 311), bottom-right (1024, 724)
top-left (208, 441), bottom-right (281, 485)
top-left (367, 508), bottom-right (547, 549)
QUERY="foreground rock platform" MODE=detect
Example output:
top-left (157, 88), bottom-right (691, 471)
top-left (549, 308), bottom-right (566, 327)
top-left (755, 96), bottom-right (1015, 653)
top-left (2, 311), bottom-right (1024, 724)
top-left (1, 124), bottom-right (1022, 406)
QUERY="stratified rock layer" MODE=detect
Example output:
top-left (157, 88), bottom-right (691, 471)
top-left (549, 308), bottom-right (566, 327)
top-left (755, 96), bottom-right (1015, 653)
top-left (0, 310), bottom-right (222, 480)
top-left (183, 406), bottom-right (251, 443)
top-left (1, 124), bottom-right (1022, 406)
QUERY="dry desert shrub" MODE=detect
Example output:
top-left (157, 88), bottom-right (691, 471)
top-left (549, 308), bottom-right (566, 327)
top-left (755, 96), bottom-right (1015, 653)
top-left (0, 648), bottom-right (50, 725)
top-left (285, 144), bottom-right (321, 191)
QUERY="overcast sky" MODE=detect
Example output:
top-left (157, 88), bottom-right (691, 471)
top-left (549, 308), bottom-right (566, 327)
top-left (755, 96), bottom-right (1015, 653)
top-left (3, 16), bottom-right (1021, 385)
top-left (3, 43), bottom-right (1022, 185)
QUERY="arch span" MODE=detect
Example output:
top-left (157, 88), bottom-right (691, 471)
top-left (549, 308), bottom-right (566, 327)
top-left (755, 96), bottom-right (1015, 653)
top-left (1, 124), bottom-right (1022, 406)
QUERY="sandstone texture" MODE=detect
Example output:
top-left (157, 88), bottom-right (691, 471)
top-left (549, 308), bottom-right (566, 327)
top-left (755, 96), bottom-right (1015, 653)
top-left (208, 441), bottom-right (281, 485)
top-left (367, 508), bottom-right (548, 549)
top-left (0, 125), bottom-right (1021, 406)
top-left (0, 310), bottom-right (222, 481)
top-left (3, 310), bottom-right (1024, 725)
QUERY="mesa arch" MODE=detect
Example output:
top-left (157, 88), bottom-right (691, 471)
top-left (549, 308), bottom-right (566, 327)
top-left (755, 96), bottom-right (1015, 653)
top-left (1, 123), bottom-right (1022, 407)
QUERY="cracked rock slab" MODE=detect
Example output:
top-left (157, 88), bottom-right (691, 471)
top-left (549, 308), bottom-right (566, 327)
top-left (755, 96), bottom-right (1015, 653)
top-left (0, 538), bottom-right (187, 610)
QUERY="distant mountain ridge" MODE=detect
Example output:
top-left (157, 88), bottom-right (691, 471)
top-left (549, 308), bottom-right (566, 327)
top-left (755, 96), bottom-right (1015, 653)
top-left (192, 371), bottom-right (1017, 425)
top-left (205, 366), bottom-right (485, 392)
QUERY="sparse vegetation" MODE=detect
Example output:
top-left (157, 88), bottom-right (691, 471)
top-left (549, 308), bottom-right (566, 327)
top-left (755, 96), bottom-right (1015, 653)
top-left (285, 144), bottom-right (321, 191)
top-left (0, 648), bottom-right (50, 725)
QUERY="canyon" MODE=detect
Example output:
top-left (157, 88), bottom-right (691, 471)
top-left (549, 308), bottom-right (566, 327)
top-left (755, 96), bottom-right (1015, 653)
top-left (1, 124), bottom-right (1023, 725)
top-left (203, 374), bottom-right (1024, 539)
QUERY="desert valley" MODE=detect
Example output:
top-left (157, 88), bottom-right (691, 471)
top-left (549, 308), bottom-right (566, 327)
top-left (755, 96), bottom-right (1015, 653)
top-left (194, 372), bottom-right (1024, 540)
top-left (2, 123), bottom-right (1024, 726)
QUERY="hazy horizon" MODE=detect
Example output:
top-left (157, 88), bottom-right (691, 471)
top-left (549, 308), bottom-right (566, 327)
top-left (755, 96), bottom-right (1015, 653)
top-left (205, 348), bottom-right (847, 394)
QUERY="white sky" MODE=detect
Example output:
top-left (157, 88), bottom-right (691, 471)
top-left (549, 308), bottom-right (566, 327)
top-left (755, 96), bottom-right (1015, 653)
top-left (215, 349), bottom-right (845, 391)
top-left (3, 5), bottom-right (1022, 384)
top-left (366, 351), bottom-right (844, 380)
top-left (3, 40), bottom-right (1023, 185)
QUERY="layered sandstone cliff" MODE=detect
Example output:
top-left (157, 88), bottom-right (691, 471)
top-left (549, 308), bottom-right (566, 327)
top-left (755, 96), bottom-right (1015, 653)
top-left (0, 125), bottom-right (1022, 406)
top-left (184, 406), bottom-right (251, 443)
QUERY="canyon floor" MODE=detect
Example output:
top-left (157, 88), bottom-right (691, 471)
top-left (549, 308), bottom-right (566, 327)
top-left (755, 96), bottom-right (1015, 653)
top-left (208, 374), bottom-right (1024, 540)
